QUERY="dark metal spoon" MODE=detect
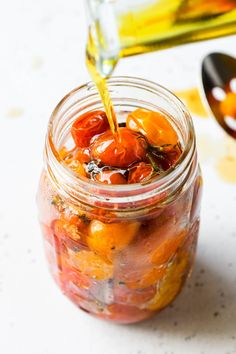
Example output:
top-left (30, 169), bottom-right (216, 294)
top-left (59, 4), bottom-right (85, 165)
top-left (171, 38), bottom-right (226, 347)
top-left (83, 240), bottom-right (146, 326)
top-left (201, 52), bottom-right (236, 139)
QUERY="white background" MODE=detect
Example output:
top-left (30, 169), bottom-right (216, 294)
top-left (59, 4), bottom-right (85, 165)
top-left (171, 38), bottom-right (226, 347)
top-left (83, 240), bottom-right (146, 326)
top-left (0, 1), bottom-right (236, 354)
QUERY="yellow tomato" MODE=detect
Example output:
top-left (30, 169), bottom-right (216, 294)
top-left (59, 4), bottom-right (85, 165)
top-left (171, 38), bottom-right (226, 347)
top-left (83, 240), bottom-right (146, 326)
top-left (147, 254), bottom-right (189, 311)
top-left (127, 108), bottom-right (178, 148)
top-left (87, 220), bottom-right (140, 261)
top-left (68, 250), bottom-right (113, 280)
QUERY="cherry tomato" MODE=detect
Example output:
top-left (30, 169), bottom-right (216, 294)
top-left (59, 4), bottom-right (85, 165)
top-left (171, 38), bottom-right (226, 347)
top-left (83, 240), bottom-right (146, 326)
top-left (68, 250), bottom-right (114, 281)
top-left (128, 162), bottom-right (154, 183)
top-left (71, 110), bottom-right (109, 148)
top-left (127, 108), bottom-right (178, 148)
top-left (87, 220), bottom-right (140, 261)
top-left (52, 214), bottom-right (88, 251)
top-left (66, 159), bottom-right (86, 176)
top-left (94, 169), bottom-right (127, 184)
top-left (104, 304), bottom-right (152, 324)
top-left (150, 144), bottom-right (182, 171)
top-left (91, 128), bottom-right (147, 168)
top-left (75, 147), bottom-right (91, 163)
top-left (151, 230), bottom-right (186, 265)
top-left (61, 264), bottom-right (92, 291)
top-left (220, 92), bottom-right (236, 118)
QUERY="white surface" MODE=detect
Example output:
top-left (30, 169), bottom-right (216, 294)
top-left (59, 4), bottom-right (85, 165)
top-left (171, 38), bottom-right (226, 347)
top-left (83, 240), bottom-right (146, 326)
top-left (0, 1), bottom-right (236, 354)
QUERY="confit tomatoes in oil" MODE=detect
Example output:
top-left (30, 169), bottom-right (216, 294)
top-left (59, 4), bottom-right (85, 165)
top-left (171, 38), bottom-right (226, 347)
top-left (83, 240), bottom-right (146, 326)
top-left (91, 128), bottom-right (148, 168)
top-left (71, 110), bottom-right (109, 148)
top-left (128, 162), bottom-right (154, 183)
top-left (94, 169), bottom-right (127, 185)
top-left (127, 108), bottom-right (178, 148)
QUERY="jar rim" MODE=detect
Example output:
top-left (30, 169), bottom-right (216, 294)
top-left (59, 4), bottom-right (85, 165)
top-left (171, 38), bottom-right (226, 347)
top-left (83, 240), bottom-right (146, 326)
top-left (45, 76), bottom-right (196, 209)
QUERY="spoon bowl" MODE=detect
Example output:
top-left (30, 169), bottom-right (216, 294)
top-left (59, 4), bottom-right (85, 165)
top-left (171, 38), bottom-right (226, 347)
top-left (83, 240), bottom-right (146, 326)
top-left (201, 52), bottom-right (236, 139)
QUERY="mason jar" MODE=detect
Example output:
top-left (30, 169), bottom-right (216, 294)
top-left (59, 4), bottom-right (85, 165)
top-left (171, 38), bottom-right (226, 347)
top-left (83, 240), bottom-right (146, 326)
top-left (37, 77), bottom-right (202, 324)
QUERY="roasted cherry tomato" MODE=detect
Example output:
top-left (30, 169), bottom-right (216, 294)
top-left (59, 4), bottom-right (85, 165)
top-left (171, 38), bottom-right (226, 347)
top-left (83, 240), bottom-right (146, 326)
top-left (68, 249), bottom-right (114, 280)
top-left (220, 92), bottom-right (236, 118)
top-left (91, 128), bottom-right (147, 168)
top-left (87, 220), bottom-right (140, 261)
top-left (150, 144), bottom-right (182, 171)
top-left (94, 169), bottom-right (127, 184)
top-left (128, 162), bottom-right (154, 183)
top-left (75, 147), bottom-right (91, 163)
top-left (52, 214), bottom-right (88, 251)
top-left (127, 108), bottom-right (178, 148)
top-left (71, 110), bottom-right (109, 148)
top-left (151, 230), bottom-right (186, 265)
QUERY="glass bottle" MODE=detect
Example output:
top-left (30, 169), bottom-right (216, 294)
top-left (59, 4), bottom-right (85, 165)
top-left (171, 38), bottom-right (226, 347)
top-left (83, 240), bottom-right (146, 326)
top-left (37, 77), bottom-right (202, 323)
top-left (86, 0), bottom-right (236, 76)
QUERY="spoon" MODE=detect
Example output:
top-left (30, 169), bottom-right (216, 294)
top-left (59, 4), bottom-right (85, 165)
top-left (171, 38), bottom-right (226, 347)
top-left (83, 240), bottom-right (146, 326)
top-left (201, 52), bottom-right (236, 139)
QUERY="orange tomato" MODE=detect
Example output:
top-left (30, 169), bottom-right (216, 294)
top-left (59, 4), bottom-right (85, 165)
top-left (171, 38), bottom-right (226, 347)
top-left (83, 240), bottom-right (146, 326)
top-left (87, 220), bottom-right (140, 261)
top-left (71, 110), bottom-right (109, 148)
top-left (75, 147), bottom-right (91, 163)
top-left (91, 128), bottom-right (147, 168)
top-left (94, 169), bottom-right (127, 184)
top-left (220, 92), bottom-right (236, 118)
top-left (127, 108), bottom-right (178, 148)
top-left (53, 215), bottom-right (86, 242)
top-left (122, 266), bottom-right (167, 289)
top-left (151, 230), bottom-right (186, 265)
top-left (66, 159), bottom-right (86, 177)
top-left (68, 250), bottom-right (113, 280)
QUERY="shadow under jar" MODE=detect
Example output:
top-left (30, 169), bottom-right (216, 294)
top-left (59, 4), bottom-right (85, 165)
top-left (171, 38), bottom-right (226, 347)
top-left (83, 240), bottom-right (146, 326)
top-left (37, 77), bottom-right (203, 324)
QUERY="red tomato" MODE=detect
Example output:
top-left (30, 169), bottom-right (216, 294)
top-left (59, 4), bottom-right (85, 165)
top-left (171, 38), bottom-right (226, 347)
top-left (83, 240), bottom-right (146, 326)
top-left (151, 144), bottom-right (182, 171)
top-left (128, 162), bottom-right (154, 183)
top-left (114, 284), bottom-right (156, 306)
top-left (104, 304), bottom-right (152, 324)
top-left (91, 128), bottom-right (147, 168)
top-left (95, 169), bottom-right (127, 184)
top-left (75, 147), bottom-right (91, 163)
top-left (71, 110), bottom-right (109, 148)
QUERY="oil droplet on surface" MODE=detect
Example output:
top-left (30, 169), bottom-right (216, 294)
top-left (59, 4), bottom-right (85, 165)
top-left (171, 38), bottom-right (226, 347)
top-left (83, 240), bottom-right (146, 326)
top-left (216, 137), bottom-right (236, 183)
top-left (197, 134), bottom-right (220, 163)
top-left (175, 88), bottom-right (208, 118)
top-left (6, 108), bottom-right (24, 118)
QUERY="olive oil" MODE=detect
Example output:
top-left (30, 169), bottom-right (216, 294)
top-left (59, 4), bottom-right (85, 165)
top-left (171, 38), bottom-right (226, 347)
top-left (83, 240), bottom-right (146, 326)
top-left (86, 0), bottom-right (236, 132)
top-left (86, 32), bottom-right (119, 135)
top-left (118, 0), bottom-right (236, 58)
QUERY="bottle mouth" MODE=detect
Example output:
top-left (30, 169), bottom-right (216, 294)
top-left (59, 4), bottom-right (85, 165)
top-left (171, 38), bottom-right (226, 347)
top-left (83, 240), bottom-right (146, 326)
top-left (45, 76), bottom-right (196, 211)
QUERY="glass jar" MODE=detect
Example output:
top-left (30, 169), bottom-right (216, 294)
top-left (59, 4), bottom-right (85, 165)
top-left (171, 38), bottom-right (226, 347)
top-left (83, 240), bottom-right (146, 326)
top-left (37, 77), bottom-right (202, 324)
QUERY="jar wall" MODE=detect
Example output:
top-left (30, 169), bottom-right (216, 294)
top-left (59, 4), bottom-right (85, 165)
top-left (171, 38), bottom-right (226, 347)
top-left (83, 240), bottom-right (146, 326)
top-left (37, 166), bottom-right (202, 324)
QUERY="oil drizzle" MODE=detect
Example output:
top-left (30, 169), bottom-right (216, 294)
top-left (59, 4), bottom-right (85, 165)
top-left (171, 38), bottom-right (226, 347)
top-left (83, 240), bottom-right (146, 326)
top-left (86, 31), bottom-right (119, 136)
